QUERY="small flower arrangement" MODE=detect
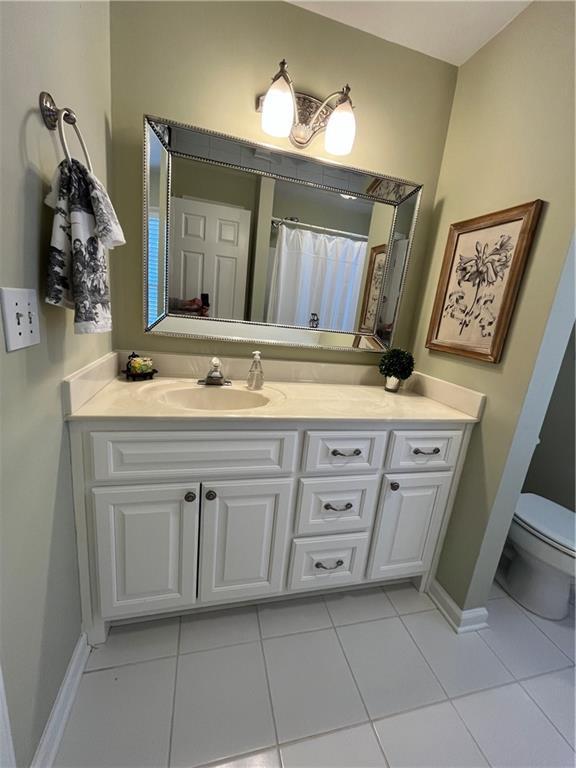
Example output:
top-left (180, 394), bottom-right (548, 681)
top-left (379, 348), bottom-right (414, 392)
top-left (122, 352), bottom-right (158, 381)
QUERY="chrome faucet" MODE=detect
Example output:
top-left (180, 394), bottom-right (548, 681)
top-left (197, 357), bottom-right (232, 386)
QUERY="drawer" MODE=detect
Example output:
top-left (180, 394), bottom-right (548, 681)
top-left (386, 430), bottom-right (462, 471)
top-left (296, 475), bottom-right (380, 535)
top-left (91, 431), bottom-right (298, 481)
top-left (288, 533), bottom-right (370, 591)
top-left (303, 431), bottom-right (387, 474)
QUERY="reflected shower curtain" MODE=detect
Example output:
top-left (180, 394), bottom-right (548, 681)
top-left (267, 225), bottom-right (367, 331)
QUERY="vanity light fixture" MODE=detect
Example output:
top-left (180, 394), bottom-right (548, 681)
top-left (257, 60), bottom-right (356, 156)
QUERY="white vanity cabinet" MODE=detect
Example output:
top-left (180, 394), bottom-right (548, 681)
top-left (70, 421), bottom-right (473, 644)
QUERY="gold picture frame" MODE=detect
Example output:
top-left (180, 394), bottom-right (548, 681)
top-left (358, 243), bottom-right (388, 334)
top-left (426, 200), bottom-right (543, 363)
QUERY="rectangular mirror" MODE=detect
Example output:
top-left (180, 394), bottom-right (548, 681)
top-left (144, 116), bottom-right (422, 352)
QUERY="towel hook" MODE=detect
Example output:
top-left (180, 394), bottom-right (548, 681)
top-left (39, 91), bottom-right (93, 173)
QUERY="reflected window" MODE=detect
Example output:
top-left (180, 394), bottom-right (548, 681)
top-left (147, 210), bottom-right (160, 326)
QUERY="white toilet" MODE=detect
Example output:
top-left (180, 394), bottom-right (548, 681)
top-left (502, 493), bottom-right (575, 619)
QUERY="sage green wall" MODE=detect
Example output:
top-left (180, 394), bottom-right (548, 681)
top-left (523, 325), bottom-right (575, 512)
top-left (409, 2), bottom-right (575, 608)
top-left (0, 3), bottom-right (112, 764)
top-left (171, 158), bottom-right (259, 210)
top-left (109, 0), bottom-right (457, 362)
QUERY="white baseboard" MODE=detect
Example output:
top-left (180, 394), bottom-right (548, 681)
top-left (30, 634), bottom-right (90, 768)
top-left (1, 663), bottom-right (16, 768)
top-left (429, 579), bottom-right (489, 633)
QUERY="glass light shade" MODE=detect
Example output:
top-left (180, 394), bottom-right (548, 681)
top-left (261, 77), bottom-right (294, 138)
top-left (324, 100), bottom-right (356, 156)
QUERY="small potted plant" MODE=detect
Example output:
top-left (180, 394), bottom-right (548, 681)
top-left (379, 347), bottom-right (414, 392)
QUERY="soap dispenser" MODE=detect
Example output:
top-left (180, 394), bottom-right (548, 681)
top-left (247, 351), bottom-right (264, 390)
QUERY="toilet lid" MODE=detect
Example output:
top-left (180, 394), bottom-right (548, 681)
top-left (515, 493), bottom-right (575, 552)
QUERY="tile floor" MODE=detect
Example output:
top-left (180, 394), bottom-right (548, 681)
top-left (55, 583), bottom-right (575, 768)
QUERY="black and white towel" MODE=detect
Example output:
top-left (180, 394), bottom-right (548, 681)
top-left (45, 159), bottom-right (125, 333)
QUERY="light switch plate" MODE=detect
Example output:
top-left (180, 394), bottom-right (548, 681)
top-left (0, 288), bottom-right (41, 351)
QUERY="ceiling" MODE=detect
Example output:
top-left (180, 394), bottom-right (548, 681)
top-left (289, 1), bottom-right (531, 65)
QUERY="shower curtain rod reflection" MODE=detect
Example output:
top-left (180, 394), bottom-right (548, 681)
top-left (271, 217), bottom-right (368, 241)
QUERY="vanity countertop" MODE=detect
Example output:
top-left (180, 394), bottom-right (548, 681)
top-left (67, 377), bottom-right (478, 423)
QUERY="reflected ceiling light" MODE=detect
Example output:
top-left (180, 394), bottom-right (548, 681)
top-left (257, 60), bottom-right (356, 156)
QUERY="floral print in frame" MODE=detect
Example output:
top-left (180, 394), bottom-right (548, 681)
top-left (426, 200), bottom-right (543, 363)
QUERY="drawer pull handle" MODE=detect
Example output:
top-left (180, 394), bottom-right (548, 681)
top-left (413, 447), bottom-right (441, 456)
top-left (315, 559), bottom-right (344, 571)
top-left (323, 502), bottom-right (353, 512)
top-left (331, 448), bottom-right (362, 457)
top-left (390, 482), bottom-right (400, 491)
top-left (205, 490), bottom-right (217, 501)
top-left (184, 491), bottom-right (197, 503)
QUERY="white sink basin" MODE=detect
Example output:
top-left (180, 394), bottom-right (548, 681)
top-left (161, 386), bottom-right (271, 411)
top-left (134, 380), bottom-right (285, 412)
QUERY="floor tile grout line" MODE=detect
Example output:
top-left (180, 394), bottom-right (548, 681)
top-left (83, 651), bottom-right (179, 674)
top-left (323, 596), bottom-right (391, 767)
top-left (276, 718), bottom-right (371, 749)
top-left (378, 584), bottom-right (437, 616)
top-left (519, 676), bottom-right (576, 752)
top-left (475, 606), bottom-right (573, 681)
top-left (473, 621), bottom-right (518, 680)
top-left (179, 637), bottom-right (259, 656)
top-left (515, 662), bottom-right (575, 683)
top-left (167, 618), bottom-right (183, 768)
top-left (492, 595), bottom-right (574, 661)
top-left (445, 697), bottom-right (495, 766)
top-left (256, 606), bottom-right (282, 755)
top-left (442, 668), bottom-right (573, 706)
top-left (514, 601), bottom-right (575, 662)
top-left (195, 745), bottom-right (281, 768)
top-left (396, 612), bottom-right (451, 701)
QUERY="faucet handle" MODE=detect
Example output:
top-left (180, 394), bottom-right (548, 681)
top-left (210, 357), bottom-right (221, 369)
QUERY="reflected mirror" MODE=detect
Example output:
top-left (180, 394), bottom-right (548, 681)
top-left (144, 117), bottom-right (422, 351)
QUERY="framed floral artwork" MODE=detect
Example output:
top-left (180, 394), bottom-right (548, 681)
top-left (358, 243), bottom-right (387, 334)
top-left (426, 200), bottom-right (543, 363)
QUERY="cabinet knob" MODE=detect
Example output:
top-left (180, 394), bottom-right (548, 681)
top-left (184, 491), bottom-right (197, 503)
top-left (390, 482), bottom-right (400, 491)
top-left (205, 490), bottom-right (217, 501)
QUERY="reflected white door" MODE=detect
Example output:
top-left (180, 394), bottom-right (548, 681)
top-left (170, 197), bottom-right (251, 320)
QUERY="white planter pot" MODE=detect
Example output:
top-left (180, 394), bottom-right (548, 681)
top-left (384, 376), bottom-right (401, 392)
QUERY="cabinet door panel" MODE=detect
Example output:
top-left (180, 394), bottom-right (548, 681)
top-left (200, 479), bottom-right (293, 602)
top-left (368, 473), bottom-right (452, 580)
top-left (93, 484), bottom-right (200, 618)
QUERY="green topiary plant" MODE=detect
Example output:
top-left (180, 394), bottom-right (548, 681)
top-left (379, 348), bottom-right (415, 381)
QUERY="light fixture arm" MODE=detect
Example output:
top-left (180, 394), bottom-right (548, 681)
top-left (308, 85), bottom-right (352, 130)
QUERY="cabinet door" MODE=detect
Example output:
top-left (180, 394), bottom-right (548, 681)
top-left (200, 479), bottom-right (293, 602)
top-left (93, 484), bottom-right (200, 618)
top-left (368, 472), bottom-right (452, 580)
